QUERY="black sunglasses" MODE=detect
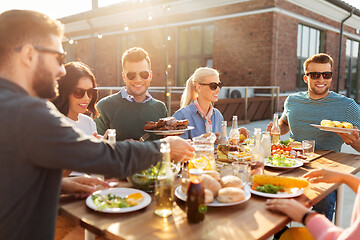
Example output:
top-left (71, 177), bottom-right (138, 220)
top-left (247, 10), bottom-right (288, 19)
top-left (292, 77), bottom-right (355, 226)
top-left (306, 71), bottom-right (333, 80)
top-left (198, 82), bottom-right (223, 90)
top-left (73, 88), bottom-right (98, 99)
top-left (14, 46), bottom-right (66, 66)
top-left (125, 71), bottom-right (150, 80)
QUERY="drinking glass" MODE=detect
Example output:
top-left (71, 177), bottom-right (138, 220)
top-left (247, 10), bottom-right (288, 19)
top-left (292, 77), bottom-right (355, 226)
top-left (232, 162), bottom-right (250, 186)
top-left (302, 140), bottom-right (315, 157)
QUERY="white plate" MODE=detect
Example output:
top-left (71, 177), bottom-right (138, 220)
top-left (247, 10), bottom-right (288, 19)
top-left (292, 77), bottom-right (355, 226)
top-left (175, 185), bottom-right (251, 207)
top-left (311, 124), bottom-right (360, 134)
top-left (86, 188), bottom-right (151, 213)
top-left (250, 188), bottom-right (303, 198)
top-left (265, 158), bottom-right (303, 169)
top-left (144, 126), bottom-right (194, 136)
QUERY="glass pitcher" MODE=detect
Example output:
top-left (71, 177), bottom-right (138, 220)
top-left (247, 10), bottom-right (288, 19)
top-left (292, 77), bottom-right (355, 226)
top-left (188, 133), bottom-right (216, 171)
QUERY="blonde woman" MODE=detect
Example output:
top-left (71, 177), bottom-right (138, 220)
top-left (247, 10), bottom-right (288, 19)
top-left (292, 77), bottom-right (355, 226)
top-left (173, 67), bottom-right (249, 139)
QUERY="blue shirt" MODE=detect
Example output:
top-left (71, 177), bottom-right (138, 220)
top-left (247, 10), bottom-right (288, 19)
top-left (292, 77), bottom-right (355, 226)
top-left (173, 101), bottom-right (224, 139)
top-left (282, 91), bottom-right (360, 152)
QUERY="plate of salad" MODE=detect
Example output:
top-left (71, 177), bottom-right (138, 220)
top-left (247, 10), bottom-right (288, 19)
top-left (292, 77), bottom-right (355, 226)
top-left (86, 188), bottom-right (151, 213)
top-left (265, 155), bottom-right (303, 169)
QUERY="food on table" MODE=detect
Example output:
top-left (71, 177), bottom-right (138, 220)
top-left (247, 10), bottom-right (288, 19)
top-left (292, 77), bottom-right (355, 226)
top-left (91, 192), bottom-right (143, 210)
top-left (181, 173), bottom-right (245, 203)
top-left (271, 144), bottom-right (294, 157)
top-left (204, 189), bottom-right (214, 203)
top-left (267, 155), bottom-right (297, 167)
top-left (255, 184), bottom-right (284, 194)
top-left (201, 174), bottom-right (222, 196)
top-left (203, 170), bottom-right (221, 181)
top-left (220, 175), bottom-right (243, 188)
top-left (320, 119), bottom-right (353, 129)
top-left (143, 117), bottom-right (189, 130)
top-left (181, 178), bottom-right (190, 193)
top-left (128, 162), bottom-right (178, 192)
top-left (216, 144), bottom-right (228, 161)
top-left (289, 141), bottom-right (302, 149)
top-left (253, 175), bottom-right (309, 188)
top-left (239, 134), bottom-right (246, 143)
top-left (217, 187), bottom-right (245, 203)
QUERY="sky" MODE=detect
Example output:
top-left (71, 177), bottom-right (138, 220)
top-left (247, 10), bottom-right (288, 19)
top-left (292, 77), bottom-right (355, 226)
top-left (0, 0), bottom-right (359, 19)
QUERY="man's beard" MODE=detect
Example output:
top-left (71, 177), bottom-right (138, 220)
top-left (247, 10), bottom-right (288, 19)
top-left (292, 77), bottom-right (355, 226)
top-left (32, 57), bottom-right (59, 99)
top-left (309, 85), bottom-right (329, 96)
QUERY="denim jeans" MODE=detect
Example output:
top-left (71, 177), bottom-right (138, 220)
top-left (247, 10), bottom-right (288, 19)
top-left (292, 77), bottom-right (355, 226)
top-left (312, 190), bottom-right (337, 221)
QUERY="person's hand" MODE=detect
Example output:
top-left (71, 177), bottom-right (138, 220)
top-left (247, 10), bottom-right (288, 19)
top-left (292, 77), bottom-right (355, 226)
top-left (92, 132), bottom-right (103, 139)
top-left (303, 168), bottom-right (343, 184)
top-left (266, 198), bottom-right (310, 223)
top-left (336, 126), bottom-right (359, 145)
top-left (238, 127), bottom-right (250, 139)
top-left (266, 122), bottom-right (273, 132)
top-left (61, 176), bottom-right (110, 199)
top-left (163, 136), bottom-right (194, 162)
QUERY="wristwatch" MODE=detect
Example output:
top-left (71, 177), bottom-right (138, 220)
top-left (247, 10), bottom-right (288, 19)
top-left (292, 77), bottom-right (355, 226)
top-left (301, 210), bottom-right (317, 226)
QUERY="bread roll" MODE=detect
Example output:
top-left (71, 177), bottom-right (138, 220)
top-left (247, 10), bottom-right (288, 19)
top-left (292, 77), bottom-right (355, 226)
top-left (217, 187), bottom-right (245, 203)
top-left (220, 175), bottom-right (243, 189)
top-left (204, 189), bottom-right (214, 203)
top-left (200, 174), bottom-right (221, 196)
top-left (203, 170), bottom-right (221, 181)
top-left (342, 122), bottom-right (353, 129)
top-left (181, 178), bottom-right (190, 193)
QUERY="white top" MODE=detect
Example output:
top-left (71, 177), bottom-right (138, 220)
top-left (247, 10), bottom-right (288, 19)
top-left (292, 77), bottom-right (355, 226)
top-left (66, 113), bottom-right (97, 136)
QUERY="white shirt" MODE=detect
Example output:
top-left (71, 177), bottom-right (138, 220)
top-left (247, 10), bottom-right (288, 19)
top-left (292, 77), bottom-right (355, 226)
top-left (66, 113), bottom-right (97, 135)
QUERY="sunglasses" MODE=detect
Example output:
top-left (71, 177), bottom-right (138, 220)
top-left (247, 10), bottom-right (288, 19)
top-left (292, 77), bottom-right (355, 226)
top-left (14, 46), bottom-right (66, 66)
top-left (198, 82), bottom-right (223, 90)
top-left (73, 88), bottom-right (98, 99)
top-left (125, 71), bottom-right (150, 80)
top-left (306, 71), bottom-right (333, 80)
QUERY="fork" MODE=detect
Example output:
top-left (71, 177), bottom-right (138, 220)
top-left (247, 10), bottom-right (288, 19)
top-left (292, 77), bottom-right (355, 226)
top-left (139, 133), bottom-right (150, 142)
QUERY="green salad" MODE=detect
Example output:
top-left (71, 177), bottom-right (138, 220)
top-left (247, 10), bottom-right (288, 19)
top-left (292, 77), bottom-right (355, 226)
top-left (92, 193), bottom-right (131, 210)
top-left (256, 184), bottom-right (284, 194)
top-left (267, 154), bottom-right (297, 167)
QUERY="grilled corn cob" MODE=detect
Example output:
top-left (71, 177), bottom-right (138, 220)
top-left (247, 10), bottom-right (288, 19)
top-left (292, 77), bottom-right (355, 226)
top-left (253, 175), bottom-right (309, 188)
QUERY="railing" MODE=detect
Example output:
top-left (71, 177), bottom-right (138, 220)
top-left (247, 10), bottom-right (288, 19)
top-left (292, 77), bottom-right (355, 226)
top-left (96, 86), bottom-right (280, 121)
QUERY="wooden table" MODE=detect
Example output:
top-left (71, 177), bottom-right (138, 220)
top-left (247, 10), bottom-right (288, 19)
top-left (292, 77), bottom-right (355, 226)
top-left (59, 150), bottom-right (360, 240)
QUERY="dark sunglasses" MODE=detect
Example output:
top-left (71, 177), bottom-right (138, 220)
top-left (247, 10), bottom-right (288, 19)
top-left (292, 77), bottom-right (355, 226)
top-left (73, 88), bottom-right (98, 99)
top-left (14, 46), bottom-right (66, 66)
top-left (306, 71), bottom-right (333, 80)
top-left (198, 82), bottom-right (223, 90)
top-left (125, 71), bottom-right (150, 80)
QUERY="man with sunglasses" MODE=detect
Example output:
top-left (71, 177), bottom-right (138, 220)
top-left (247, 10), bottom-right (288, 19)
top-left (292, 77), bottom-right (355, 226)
top-left (95, 47), bottom-right (168, 141)
top-left (0, 10), bottom-right (194, 240)
top-left (267, 53), bottom-right (360, 225)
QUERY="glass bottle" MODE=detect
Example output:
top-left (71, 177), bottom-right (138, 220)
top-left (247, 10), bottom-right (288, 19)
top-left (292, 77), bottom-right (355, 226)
top-left (217, 121), bottom-right (229, 161)
top-left (228, 116), bottom-right (240, 161)
top-left (154, 142), bottom-right (175, 217)
top-left (186, 168), bottom-right (206, 223)
top-left (261, 132), bottom-right (271, 158)
top-left (271, 113), bottom-right (280, 145)
top-left (250, 128), bottom-right (264, 176)
top-left (108, 129), bottom-right (116, 143)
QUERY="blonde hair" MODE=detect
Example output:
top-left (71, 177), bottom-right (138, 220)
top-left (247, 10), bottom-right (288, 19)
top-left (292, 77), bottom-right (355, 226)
top-left (180, 67), bottom-right (220, 108)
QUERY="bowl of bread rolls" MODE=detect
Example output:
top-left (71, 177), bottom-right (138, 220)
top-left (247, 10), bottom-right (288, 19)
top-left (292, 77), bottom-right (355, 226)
top-left (175, 170), bottom-right (251, 206)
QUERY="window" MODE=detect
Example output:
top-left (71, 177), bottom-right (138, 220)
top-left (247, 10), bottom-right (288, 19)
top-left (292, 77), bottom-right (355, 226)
top-left (296, 24), bottom-right (323, 89)
top-left (345, 39), bottom-right (360, 101)
top-left (177, 24), bottom-right (214, 86)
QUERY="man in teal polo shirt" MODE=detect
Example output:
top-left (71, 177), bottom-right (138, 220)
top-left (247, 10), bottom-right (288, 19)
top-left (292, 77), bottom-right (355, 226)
top-left (267, 53), bottom-right (360, 222)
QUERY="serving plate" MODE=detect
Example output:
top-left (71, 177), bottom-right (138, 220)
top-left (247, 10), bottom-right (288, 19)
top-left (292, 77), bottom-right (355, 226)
top-left (144, 126), bottom-right (194, 135)
top-left (265, 158), bottom-right (303, 169)
top-left (311, 124), bottom-right (359, 134)
top-left (86, 188), bottom-right (151, 213)
top-left (175, 185), bottom-right (251, 207)
top-left (250, 187), bottom-right (303, 198)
